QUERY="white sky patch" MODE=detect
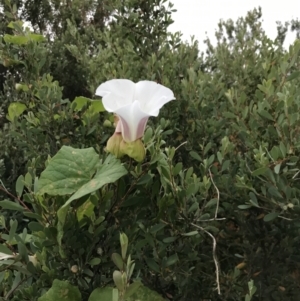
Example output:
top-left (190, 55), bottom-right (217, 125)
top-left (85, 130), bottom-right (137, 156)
top-left (168, 0), bottom-right (299, 50)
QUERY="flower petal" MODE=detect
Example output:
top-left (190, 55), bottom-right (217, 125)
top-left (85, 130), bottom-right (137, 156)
top-left (115, 101), bottom-right (150, 142)
top-left (134, 81), bottom-right (175, 116)
top-left (95, 79), bottom-right (136, 112)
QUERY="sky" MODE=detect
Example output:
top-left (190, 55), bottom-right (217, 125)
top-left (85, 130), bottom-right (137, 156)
top-left (168, 0), bottom-right (299, 50)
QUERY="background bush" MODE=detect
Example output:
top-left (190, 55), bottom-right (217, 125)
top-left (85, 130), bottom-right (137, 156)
top-left (1, 1), bottom-right (300, 300)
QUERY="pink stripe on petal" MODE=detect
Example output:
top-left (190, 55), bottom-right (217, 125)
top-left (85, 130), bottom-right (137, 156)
top-left (115, 120), bottom-right (122, 133)
top-left (118, 115), bottom-right (149, 142)
top-left (118, 116), bottom-right (131, 142)
top-left (136, 116), bottom-right (149, 139)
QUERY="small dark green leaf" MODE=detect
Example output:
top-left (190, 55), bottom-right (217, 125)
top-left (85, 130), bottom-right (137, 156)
top-left (163, 237), bottom-right (177, 243)
top-left (287, 71), bottom-right (300, 81)
top-left (28, 222), bottom-right (44, 232)
top-left (145, 258), bottom-right (160, 273)
top-left (0, 200), bottom-right (24, 212)
top-left (137, 174), bottom-right (152, 185)
top-left (149, 223), bottom-right (166, 234)
top-left (9, 220), bottom-right (18, 242)
top-left (111, 253), bottom-right (124, 270)
top-left (189, 151), bottom-right (201, 161)
top-left (252, 167), bottom-right (268, 176)
top-left (258, 110), bottom-right (273, 121)
top-left (165, 254), bottom-right (179, 266)
top-left (238, 205), bottom-right (252, 209)
top-left (124, 282), bottom-right (142, 299)
top-left (173, 162), bottom-right (183, 176)
top-left (263, 212), bottom-right (279, 222)
top-left (0, 244), bottom-right (13, 255)
top-left (274, 163), bottom-right (281, 174)
top-left (279, 142), bottom-right (286, 157)
top-left (182, 231), bottom-right (198, 236)
top-left (89, 258), bottom-right (101, 266)
top-left (15, 175), bottom-right (24, 197)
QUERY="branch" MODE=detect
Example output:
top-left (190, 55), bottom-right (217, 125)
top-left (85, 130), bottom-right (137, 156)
top-left (191, 223), bottom-right (221, 295)
top-left (0, 180), bottom-right (31, 212)
top-left (208, 167), bottom-right (220, 219)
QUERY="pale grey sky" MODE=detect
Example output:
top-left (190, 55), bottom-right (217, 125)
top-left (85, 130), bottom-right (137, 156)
top-left (168, 0), bottom-right (299, 50)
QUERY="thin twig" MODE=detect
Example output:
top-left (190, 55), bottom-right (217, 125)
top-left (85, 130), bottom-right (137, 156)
top-left (191, 223), bottom-right (221, 295)
top-left (0, 181), bottom-right (31, 212)
top-left (197, 218), bottom-right (226, 222)
top-left (278, 215), bottom-right (293, 221)
top-left (175, 141), bottom-right (187, 152)
top-left (208, 167), bottom-right (220, 219)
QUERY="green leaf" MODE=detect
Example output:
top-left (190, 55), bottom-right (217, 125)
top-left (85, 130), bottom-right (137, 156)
top-left (6, 102), bottom-right (27, 121)
top-left (124, 281), bottom-right (142, 299)
top-left (0, 244), bottom-right (13, 255)
top-left (163, 237), bottom-right (177, 243)
top-left (0, 215), bottom-right (5, 228)
top-left (252, 167), bottom-right (268, 176)
top-left (149, 223), bottom-right (166, 234)
top-left (217, 151), bottom-right (223, 164)
top-left (37, 146), bottom-right (99, 195)
top-left (73, 96), bottom-right (89, 111)
top-left (136, 174), bottom-right (152, 185)
top-left (268, 186), bottom-right (283, 199)
top-left (28, 222), bottom-right (44, 232)
top-left (4, 34), bottom-right (29, 45)
top-left (76, 200), bottom-right (95, 221)
top-left (238, 205), bottom-right (252, 209)
top-left (173, 162), bottom-right (183, 176)
top-left (165, 254), bottom-right (179, 266)
top-left (204, 142), bottom-right (212, 155)
top-left (111, 253), bottom-right (124, 270)
top-left (88, 287), bottom-right (114, 301)
top-left (258, 109), bottom-right (273, 121)
top-left (120, 196), bottom-right (146, 207)
top-left (205, 198), bottom-right (218, 208)
top-left (17, 242), bottom-right (28, 261)
top-left (249, 192), bottom-right (259, 207)
top-left (279, 142), bottom-right (286, 157)
top-left (263, 212), bottom-right (279, 222)
top-left (274, 163), bottom-right (281, 174)
top-left (63, 157), bottom-right (126, 207)
top-left (145, 258), bottom-right (160, 273)
top-left (9, 220), bottom-right (18, 242)
top-left (7, 21), bottom-right (23, 29)
top-left (0, 200), bottom-right (24, 212)
top-left (38, 279), bottom-right (81, 301)
top-left (57, 205), bottom-right (69, 258)
top-left (189, 151), bottom-right (201, 161)
top-left (15, 175), bottom-right (24, 197)
top-left (127, 285), bottom-right (166, 301)
top-left (28, 33), bottom-right (46, 42)
top-left (287, 71), bottom-right (300, 81)
top-left (182, 231), bottom-right (198, 236)
top-left (89, 100), bottom-right (105, 113)
top-left (113, 270), bottom-right (124, 291)
top-left (89, 258), bottom-right (101, 266)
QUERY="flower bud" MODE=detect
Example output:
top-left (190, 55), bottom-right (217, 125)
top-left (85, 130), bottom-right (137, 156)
top-left (15, 83), bottom-right (22, 91)
top-left (103, 120), bottom-right (112, 127)
top-left (70, 265), bottom-right (79, 273)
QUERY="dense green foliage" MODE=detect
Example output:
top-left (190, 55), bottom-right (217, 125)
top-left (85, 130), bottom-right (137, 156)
top-left (1, 1), bottom-right (300, 300)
